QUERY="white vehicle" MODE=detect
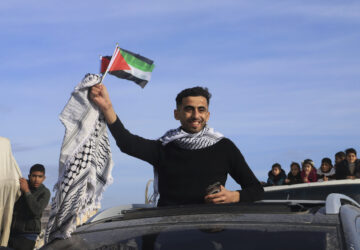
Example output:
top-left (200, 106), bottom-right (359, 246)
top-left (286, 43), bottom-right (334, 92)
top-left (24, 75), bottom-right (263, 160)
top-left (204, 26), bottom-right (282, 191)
top-left (263, 179), bottom-right (360, 202)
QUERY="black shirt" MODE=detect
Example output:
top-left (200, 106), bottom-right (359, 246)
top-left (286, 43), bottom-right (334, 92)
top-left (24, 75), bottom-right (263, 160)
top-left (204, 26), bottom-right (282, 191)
top-left (109, 117), bottom-right (263, 206)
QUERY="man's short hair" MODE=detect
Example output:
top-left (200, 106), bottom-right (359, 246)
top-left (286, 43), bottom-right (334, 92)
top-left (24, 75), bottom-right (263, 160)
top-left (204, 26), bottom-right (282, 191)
top-left (176, 86), bottom-right (211, 108)
top-left (345, 148), bottom-right (357, 156)
top-left (335, 151), bottom-right (346, 159)
top-left (30, 164), bottom-right (45, 174)
top-left (272, 163), bottom-right (281, 170)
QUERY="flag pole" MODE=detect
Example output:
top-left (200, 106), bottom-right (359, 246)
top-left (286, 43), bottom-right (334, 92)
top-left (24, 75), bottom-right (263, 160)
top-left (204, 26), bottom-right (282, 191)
top-left (100, 43), bottom-right (119, 84)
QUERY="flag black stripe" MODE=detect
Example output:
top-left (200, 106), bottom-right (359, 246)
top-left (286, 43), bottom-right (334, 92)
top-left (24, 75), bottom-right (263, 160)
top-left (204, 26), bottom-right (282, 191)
top-left (109, 71), bottom-right (148, 88)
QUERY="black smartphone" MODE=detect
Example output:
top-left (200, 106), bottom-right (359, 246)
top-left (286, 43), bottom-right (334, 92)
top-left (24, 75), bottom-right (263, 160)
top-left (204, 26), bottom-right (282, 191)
top-left (206, 182), bottom-right (221, 195)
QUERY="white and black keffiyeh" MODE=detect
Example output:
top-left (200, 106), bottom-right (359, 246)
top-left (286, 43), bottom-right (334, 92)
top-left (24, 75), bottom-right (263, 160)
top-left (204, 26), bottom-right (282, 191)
top-left (45, 74), bottom-right (114, 243)
top-left (159, 126), bottom-right (224, 150)
top-left (148, 126), bottom-right (224, 204)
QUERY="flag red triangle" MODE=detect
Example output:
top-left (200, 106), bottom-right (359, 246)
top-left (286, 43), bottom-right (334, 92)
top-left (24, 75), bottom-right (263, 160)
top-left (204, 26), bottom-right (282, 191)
top-left (100, 56), bottom-right (111, 74)
top-left (109, 50), bottom-right (131, 71)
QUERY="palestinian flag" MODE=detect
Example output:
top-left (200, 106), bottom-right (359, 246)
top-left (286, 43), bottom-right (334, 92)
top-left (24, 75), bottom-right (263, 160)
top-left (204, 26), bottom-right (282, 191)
top-left (100, 47), bottom-right (155, 88)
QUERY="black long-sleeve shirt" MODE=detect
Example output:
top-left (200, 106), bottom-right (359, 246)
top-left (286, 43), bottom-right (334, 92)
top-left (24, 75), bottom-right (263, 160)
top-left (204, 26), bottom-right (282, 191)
top-left (109, 117), bottom-right (263, 206)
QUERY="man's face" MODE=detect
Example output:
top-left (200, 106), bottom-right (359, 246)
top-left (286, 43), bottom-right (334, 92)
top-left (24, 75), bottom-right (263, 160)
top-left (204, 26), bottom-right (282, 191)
top-left (272, 167), bottom-right (280, 176)
top-left (28, 171), bottom-right (45, 188)
top-left (346, 153), bottom-right (357, 164)
top-left (174, 96), bottom-right (210, 133)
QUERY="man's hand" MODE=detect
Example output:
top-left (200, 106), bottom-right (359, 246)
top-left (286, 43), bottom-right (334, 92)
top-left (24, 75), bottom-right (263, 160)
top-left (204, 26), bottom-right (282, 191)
top-left (204, 185), bottom-right (240, 204)
top-left (89, 84), bottom-right (117, 124)
top-left (19, 178), bottom-right (30, 193)
top-left (90, 84), bottom-right (111, 110)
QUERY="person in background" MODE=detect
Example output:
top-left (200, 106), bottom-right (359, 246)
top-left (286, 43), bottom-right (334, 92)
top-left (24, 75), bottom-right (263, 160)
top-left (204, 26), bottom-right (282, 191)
top-left (284, 162), bottom-right (302, 185)
top-left (301, 159), bottom-right (317, 183)
top-left (266, 163), bottom-right (287, 186)
top-left (334, 151), bottom-right (346, 167)
top-left (317, 157), bottom-right (335, 182)
top-left (336, 148), bottom-right (360, 180)
top-left (8, 164), bottom-right (50, 250)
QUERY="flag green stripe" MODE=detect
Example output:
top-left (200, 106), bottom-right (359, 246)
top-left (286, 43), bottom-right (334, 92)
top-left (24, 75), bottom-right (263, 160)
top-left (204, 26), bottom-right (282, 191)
top-left (121, 48), bottom-right (154, 65)
top-left (120, 49), bottom-right (155, 72)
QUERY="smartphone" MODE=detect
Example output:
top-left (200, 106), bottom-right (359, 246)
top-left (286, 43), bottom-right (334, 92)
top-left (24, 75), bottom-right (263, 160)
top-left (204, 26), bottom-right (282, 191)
top-left (206, 182), bottom-right (221, 195)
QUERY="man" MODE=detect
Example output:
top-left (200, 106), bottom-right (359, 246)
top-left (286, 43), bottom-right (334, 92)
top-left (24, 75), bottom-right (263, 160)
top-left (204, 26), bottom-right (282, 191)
top-left (90, 84), bottom-right (263, 206)
top-left (8, 164), bottom-right (50, 250)
top-left (336, 148), bottom-right (360, 180)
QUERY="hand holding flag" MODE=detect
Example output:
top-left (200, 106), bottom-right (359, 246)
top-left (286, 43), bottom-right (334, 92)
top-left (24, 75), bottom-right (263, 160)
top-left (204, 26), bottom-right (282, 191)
top-left (90, 83), bottom-right (117, 124)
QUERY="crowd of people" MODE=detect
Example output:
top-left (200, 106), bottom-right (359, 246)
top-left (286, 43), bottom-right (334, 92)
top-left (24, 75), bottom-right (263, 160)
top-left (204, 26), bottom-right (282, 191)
top-left (263, 148), bottom-right (360, 186)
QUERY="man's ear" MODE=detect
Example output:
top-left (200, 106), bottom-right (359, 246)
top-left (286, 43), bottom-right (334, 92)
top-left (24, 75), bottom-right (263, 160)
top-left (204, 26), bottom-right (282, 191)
top-left (174, 109), bottom-right (180, 120)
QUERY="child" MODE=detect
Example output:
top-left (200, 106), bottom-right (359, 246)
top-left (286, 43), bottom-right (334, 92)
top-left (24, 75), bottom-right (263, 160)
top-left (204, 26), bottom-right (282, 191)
top-left (267, 163), bottom-right (287, 186)
top-left (334, 151), bottom-right (346, 166)
top-left (301, 159), bottom-right (317, 183)
top-left (8, 164), bottom-right (50, 250)
top-left (317, 157), bottom-right (335, 182)
top-left (336, 148), bottom-right (360, 179)
top-left (284, 162), bottom-right (302, 185)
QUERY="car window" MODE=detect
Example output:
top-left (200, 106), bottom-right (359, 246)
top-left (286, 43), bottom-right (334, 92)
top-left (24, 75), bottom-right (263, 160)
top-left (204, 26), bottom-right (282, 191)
top-left (93, 224), bottom-right (340, 250)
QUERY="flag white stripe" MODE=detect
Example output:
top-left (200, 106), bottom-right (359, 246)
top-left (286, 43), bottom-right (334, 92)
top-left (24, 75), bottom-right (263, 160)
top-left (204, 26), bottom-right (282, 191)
top-left (123, 65), bottom-right (152, 81)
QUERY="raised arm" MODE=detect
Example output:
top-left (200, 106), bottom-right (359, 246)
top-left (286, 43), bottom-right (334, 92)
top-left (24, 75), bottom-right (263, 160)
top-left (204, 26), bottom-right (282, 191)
top-left (89, 83), bottom-right (117, 124)
top-left (90, 83), bottom-right (160, 166)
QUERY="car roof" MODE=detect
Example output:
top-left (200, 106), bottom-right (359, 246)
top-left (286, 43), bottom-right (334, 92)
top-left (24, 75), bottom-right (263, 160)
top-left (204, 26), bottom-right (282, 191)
top-left (86, 200), bottom-right (322, 224)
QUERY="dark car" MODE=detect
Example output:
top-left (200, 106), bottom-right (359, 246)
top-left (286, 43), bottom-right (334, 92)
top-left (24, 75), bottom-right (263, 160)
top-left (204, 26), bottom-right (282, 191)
top-left (41, 193), bottom-right (360, 250)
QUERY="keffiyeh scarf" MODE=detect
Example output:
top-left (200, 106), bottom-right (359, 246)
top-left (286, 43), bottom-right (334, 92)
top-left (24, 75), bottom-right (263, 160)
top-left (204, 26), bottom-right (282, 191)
top-left (148, 126), bottom-right (224, 204)
top-left (45, 74), bottom-right (114, 243)
top-left (159, 126), bottom-right (224, 150)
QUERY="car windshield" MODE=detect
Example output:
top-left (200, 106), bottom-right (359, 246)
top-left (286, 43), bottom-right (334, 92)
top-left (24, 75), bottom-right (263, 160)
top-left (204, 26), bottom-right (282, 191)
top-left (94, 223), bottom-right (339, 250)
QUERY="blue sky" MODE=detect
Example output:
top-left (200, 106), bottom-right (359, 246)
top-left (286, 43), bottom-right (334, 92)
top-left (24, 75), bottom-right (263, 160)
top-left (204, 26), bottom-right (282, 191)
top-left (1, 0), bottom-right (360, 208)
